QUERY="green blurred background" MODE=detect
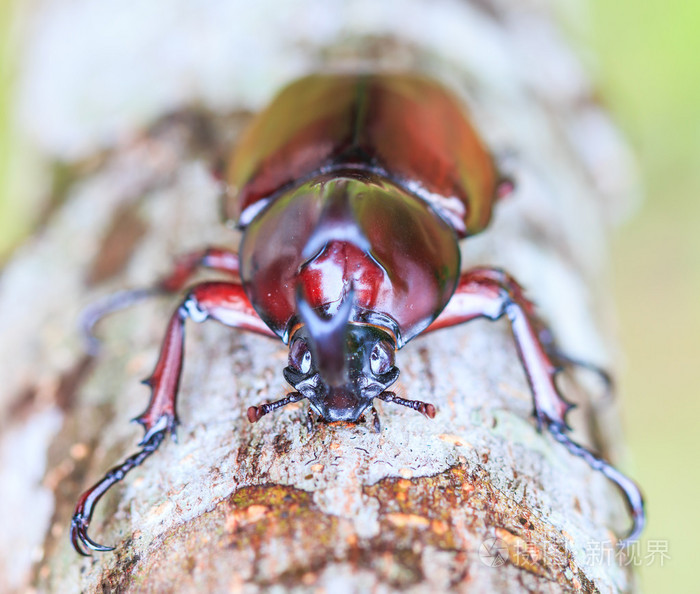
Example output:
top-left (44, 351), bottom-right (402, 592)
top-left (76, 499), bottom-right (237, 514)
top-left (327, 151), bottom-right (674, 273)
top-left (588, 1), bottom-right (699, 591)
top-left (0, 0), bottom-right (697, 590)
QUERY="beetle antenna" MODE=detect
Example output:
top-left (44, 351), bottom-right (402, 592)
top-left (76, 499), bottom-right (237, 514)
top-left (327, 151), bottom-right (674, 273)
top-left (247, 392), bottom-right (306, 423)
top-left (376, 391), bottom-right (436, 419)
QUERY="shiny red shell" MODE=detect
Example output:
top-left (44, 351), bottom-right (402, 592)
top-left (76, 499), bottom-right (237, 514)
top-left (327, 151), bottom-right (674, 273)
top-left (239, 173), bottom-right (461, 345)
top-left (228, 74), bottom-right (501, 346)
top-left (225, 73), bottom-right (499, 237)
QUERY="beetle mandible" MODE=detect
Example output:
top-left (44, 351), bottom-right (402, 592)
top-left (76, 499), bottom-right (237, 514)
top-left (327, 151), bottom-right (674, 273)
top-left (70, 73), bottom-right (645, 555)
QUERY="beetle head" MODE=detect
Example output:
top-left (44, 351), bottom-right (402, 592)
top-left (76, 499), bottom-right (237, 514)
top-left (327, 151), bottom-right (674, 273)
top-left (282, 287), bottom-right (399, 422)
top-left (247, 286), bottom-right (436, 427)
top-left (283, 323), bottom-right (399, 422)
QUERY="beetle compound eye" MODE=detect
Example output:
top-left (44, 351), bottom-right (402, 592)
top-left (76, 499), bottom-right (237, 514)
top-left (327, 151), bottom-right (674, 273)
top-left (370, 341), bottom-right (393, 375)
top-left (300, 350), bottom-right (312, 373)
top-left (289, 339), bottom-right (312, 374)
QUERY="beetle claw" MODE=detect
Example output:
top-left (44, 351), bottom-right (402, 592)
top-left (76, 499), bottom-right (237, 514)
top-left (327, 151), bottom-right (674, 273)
top-left (70, 520), bottom-right (91, 557)
top-left (69, 431), bottom-right (166, 555)
top-left (547, 422), bottom-right (645, 545)
top-left (70, 507), bottom-right (116, 556)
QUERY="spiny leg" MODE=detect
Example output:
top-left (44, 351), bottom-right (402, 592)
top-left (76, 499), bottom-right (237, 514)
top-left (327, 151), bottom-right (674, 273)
top-left (548, 424), bottom-right (645, 546)
top-left (71, 432), bottom-right (164, 555)
top-left (426, 267), bottom-right (644, 543)
top-left (71, 281), bottom-right (274, 555)
top-left (82, 247), bottom-right (240, 353)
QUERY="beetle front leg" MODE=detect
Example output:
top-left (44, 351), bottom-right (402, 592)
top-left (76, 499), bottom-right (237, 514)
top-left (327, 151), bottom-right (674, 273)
top-left (426, 268), bottom-right (644, 544)
top-left (71, 432), bottom-right (165, 555)
top-left (135, 281), bottom-right (275, 441)
top-left (71, 281), bottom-right (275, 555)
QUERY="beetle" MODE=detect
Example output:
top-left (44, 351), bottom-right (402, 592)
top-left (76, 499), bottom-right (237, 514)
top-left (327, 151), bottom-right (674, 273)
top-left (70, 73), bottom-right (644, 555)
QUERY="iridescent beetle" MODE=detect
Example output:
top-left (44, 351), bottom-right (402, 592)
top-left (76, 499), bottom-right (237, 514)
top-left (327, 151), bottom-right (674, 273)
top-left (71, 73), bottom-right (644, 554)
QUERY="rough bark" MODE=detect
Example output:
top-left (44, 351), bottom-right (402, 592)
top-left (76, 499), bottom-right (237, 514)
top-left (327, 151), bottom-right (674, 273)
top-left (1, 0), bottom-right (640, 592)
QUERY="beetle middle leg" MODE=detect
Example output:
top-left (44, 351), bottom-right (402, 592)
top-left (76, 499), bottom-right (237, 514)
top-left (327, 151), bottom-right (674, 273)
top-left (425, 267), bottom-right (644, 544)
top-left (71, 281), bottom-right (275, 555)
top-left (82, 247), bottom-right (240, 352)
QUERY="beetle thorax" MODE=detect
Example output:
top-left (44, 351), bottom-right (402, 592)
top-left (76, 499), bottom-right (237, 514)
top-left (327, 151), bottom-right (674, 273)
top-left (239, 174), bottom-right (461, 346)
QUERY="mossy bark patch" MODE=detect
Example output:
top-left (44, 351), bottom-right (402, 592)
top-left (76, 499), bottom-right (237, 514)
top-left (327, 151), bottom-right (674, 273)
top-left (118, 464), bottom-right (599, 592)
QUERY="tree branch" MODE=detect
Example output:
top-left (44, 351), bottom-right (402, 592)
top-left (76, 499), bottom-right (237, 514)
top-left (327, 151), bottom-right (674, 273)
top-left (0, 1), bottom-right (639, 592)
